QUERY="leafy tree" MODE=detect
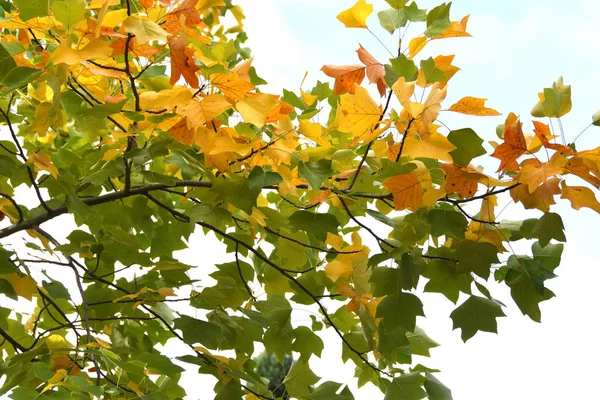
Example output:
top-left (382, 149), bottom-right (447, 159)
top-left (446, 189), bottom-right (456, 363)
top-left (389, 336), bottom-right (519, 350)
top-left (0, 0), bottom-right (598, 399)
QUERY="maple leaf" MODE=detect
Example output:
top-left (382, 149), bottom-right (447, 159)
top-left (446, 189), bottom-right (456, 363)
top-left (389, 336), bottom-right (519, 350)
top-left (384, 165), bottom-right (431, 210)
top-left (560, 182), bottom-right (600, 214)
top-left (337, 0), bottom-right (373, 29)
top-left (321, 64), bottom-right (366, 95)
top-left (356, 44), bottom-right (386, 96)
top-left (336, 84), bottom-right (381, 140)
top-left (491, 113), bottom-right (527, 172)
top-left (168, 35), bottom-right (200, 88)
top-left (510, 177), bottom-right (561, 213)
top-left (448, 96), bottom-right (501, 116)
top-left (168, 117), bottom-right (196, 145)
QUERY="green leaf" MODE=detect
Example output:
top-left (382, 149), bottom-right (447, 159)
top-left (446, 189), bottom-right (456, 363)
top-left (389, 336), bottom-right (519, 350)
top-left (384, 55), bottom-right (418, 87)
top-left (378, 8), bottom-right (408, 34)
top-left (530, 212), bottom-right (566, 247)
top-left (384, 373), bottom-right (427, 400)
top-left (424, 373), bottom-right (453, 400)
top-left (137, 352), bottom-right (184, 378)
top-left (405, 2), bottom-right (428, 22)
top-left (248, 166), bottom-right (283, 190)
top-left (254, 295), bottom-right (292, 327)
top-left (289, 210), bottom-right (339, 241)
top-left (1, 67), bottom-right (42, 94)
top-left (14, 0), bottom-right (49, 21)
top-left (308, 381), bottom-right (355, 400)
top-left (292, 326), bottom-right (324, 361)
top-left (531, 77), bottom-right (572, 118)
top-left (42, 281), bottom-right (71, 300)
top-left (298, 160), bottom-right (334, 190)
top-left (454, 240), bottom-right (499, 279)
top-left (406, 326), bottom-right (439, 357)
top-left (427, 206), bottom-right (467, 239)
top-left (385, 0), bottom-right (409, 8)
top-left (211, 176), bottom-right (259, 214)
top-left (592, 109), bottom-right (600, 126)
top-left (214, 380), bottom-right (244, 400)
top-left (282, 89), bottom-right (306, 109)
top-left (376, 291), bottom-right (424, 333)
top-left (424, 2), bottom-right (452, 37)
top-left (447, 128), bottom-right (486, 167)
top-left (173, 315), bottom-right (223, 350)
top-left (51, 0), bottom-right (86, 32)
top-left (450, 295), bottom-right (505, 342)
top-left (423, 258), bottom-right (471, 303)
top-left (503, 261), bottom-right (555, 322)
top-left (420, 58), bottom-right (446, 84)
top-left (0, 44), bottom-right (16, 83)
top-left (283, 357), bottom-right (320, 398)
top-left (531, 241), bottom-right (563, 272)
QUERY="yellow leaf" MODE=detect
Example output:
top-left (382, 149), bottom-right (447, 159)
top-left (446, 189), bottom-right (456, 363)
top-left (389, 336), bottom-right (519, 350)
top-left (46, 334), bottom-right (73, 350)
top-left (392, 76), bottom-right (415, 105)
top-left (52, 39), bottom-right (112, 66)
top-left (89, 0), bottom-right (120, 8)
top-left (298, 119), bottom-right (329, 147)
top-left (128, 381), bottom-right (145, 397)
top-left (433, 15), bottom-right (471, 39)
top-left (5, 273), bottom-right (38, 300)
top-left (336, 85), bottom-right (381, 139)
top-left (336, 0), bottom-right (373, 29)
top-left (157, 287), bottom-right (175, 297)
top-left (392, 131), bottom-right (456, 163)
top-left (211, 72), bottom-right (254, 102)
top-left (448, 96), bottom-right (501, 116)
top-left (123, 16), bottom-right (169, 44)
top-left (325, 232), bottom-right (369, 292)
top-left (140, 87), bottom-right (194, 111)
top-left (301, 89), bottom-right (318, 107)
top-left (231, 57), bottom-right (254, 82)
top-left (179, 94), bottom-right (232, 128)
top-left (419, 83), bottom-right (447, 136)
top-left (236, 93), bottom-right (279, 128)
top-left (560, 182), bottom-right (600, 214)
top-left (416, 55), bottom-right (459, 88)
top-left (47, 369), bottom-right (68, 384)
top-left (518, 153), bottom-right (566, 193)
top-left (408, 36), bottom-right (428, 59)
top-left (168, 118), bottom-right (196, 145)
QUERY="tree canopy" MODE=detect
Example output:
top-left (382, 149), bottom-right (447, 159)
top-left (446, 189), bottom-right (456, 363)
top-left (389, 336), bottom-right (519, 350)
top-left (0, 0), bottom-right (599, 399)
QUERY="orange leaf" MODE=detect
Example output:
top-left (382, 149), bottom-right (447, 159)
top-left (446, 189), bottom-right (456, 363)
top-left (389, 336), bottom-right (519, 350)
top-left (448, 96), bottom-right (501, 116)
top-left (383, 172), bottom-right (425, 210)
top-left (532, 121), bottom-right (576, 155)
top-left (168, 36), bottom-right (200, 88)
top-left (433, 15), bottom-right (471, 39)
top-left (168, 117), bottom-right (196, 144)
top-left (565, 156), bottom-right (600, 188)
top-left (139, 0), bottom-right (153, 7)
top-left (440, 163), bottom-right (478, 199)
top-left (560, 182), bottom-right (600, 214)
top-left (491, 113), bottom-right (527, 172)
top-left (320, 64), bottom-right (366, 95)
top-left (518, 153), bottom-right (566, 193)
top-left (167, 0), bottom-right (202, 28)
top-left (356, 44), bottom-right (386, 96)
top-left (510, 177), bottom-right (560, 213)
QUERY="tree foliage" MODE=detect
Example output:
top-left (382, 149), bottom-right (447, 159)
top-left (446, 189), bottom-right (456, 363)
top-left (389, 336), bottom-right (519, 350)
top-left (0, 0), bottom-right (598, 399)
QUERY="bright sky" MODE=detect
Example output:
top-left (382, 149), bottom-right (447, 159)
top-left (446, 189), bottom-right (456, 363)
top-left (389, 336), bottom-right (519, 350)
top-left (2, 1), bottom-right (600, 399)
top-left (231, 0), bottom-right (600, 399)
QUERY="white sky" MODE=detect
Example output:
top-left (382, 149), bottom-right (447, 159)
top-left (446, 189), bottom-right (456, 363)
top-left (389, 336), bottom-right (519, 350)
top-left (2, 1), bottom-right (600, 399)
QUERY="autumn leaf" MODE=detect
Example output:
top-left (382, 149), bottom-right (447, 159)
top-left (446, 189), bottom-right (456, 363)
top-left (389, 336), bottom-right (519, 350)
top-left (511, 177), bottom-right (561, 213)
top-left (168, 117), bottom-right (196, 145)
top-left (211, 72), bottom-right (254, 101)
top-left (168, 0), bottom-right (202, 28)
top-left (408, 36), bottom-right (428, 59)
top-left (491, 113), bottom-right (527, 172)
top-left (321, 64), bottom-right (366, 95)
top-left (123, 16), bottom-right (169, 44)
top-left (27, 152), bottom-right (59, 178)
top-left (337, 0), bottom-right (373, 29)
top-left (168, 35), bottom-right (200, 88)
top-left (178, 94), bottom-right (232, 128)
top-left (560, 182), bottom-right (600, 214)
top-left (518, 153), bottom-right (566, 193)
top-left (384, 164), bottom-right (431, 210)
top-left (448, 96), bottom-right (501, 116)
top-left (432, 15), bottom-right (471, 39)
top-left (236, 93), bottom-right (280, 128)
top-left (51, 39), bottom-right (112, 65)
top-left (532, 121), bottom-right (576, 155)
top-left (416, 54), bottom-right (459, 88)
top-left (356, 44), bottom-right (386, 96)
top-left (336, 84), bottom-right (381, 140)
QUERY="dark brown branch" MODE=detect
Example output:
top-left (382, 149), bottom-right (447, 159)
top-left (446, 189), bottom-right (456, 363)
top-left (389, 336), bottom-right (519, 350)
top-left (338, 197), bottom-right (397, 252)
top-left (394, 118), bottom-right (415, 162)
top-left (235, 243), bottom-right (256, 302)
top-left (264, 226), bottom-right (362, 255)
top-left (450, 202), bottom-right (500, 225)
top-left (448, 183), bottom-right (520, 204)
top-left (87, 60), bottom-right (126, 73)
top-left (66, 81), bottom-right (127, 132)
top-left (0, 326), bottom-right (26, 352)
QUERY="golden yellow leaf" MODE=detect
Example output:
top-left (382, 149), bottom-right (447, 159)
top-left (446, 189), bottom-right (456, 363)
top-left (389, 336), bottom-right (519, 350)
top-left (301, 89), bottom-right (318, 107)
top-left (52, 39), bottom-right (112, 66)
top-left (433, 15), bottom-right (471, 39)
top-left (408, 36), bottom-right (428, 59)
top-left (392, 76), bottom-right (415, 106)
top-left (5, 273), bottom-right (38, 300)
top-left (298, 119), bottom-right (329, 147)
top-left (336, 85), bottom-right (381, 139)
top-left (383, 170), bottom-right (429, 211)
top-left (168, 117), bottom-right (196, 145)
top-left (236, 93), bottom-right (279, 128)
top-left (46, 334), bottom-right (73, 350)
top-left (139, 87), bottom-right (194, 111)
top-left (122, 16), bottom-right (169, 44)
top-left (390, 130), bottom-right (456, 163)
top-left (419, 83), bottom-right (447, 136)
top-left (511, 177), bottom-right (560, 213)
top-left (448, 96), bottom-right (501, 116)
top-left (231, 57), bottom-right (254, 82)
top-left (179, 94), bottom-right (232, 128)
top-left (128, 381), bottom-right (145, 397)
top-left (211, 72), bottom-right (254, 102)
top-left (325, 232), bottom-right (369, 289)
top-left (336, 0), bottom-right (373, 29)
top-left (560, 182), bottom-right (600, 214)
top-left (518, 153), bottom-right (566, 193)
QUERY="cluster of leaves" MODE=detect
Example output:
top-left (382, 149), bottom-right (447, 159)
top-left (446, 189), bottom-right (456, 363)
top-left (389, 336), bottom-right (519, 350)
top-left (0, 0), bottom-right (599, 399)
